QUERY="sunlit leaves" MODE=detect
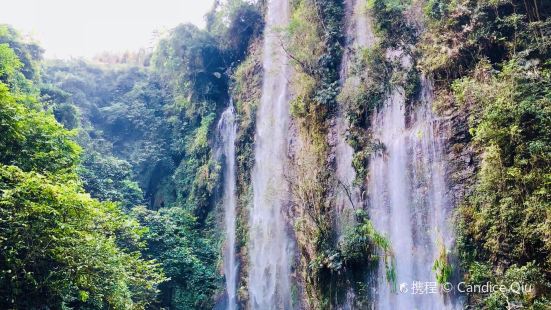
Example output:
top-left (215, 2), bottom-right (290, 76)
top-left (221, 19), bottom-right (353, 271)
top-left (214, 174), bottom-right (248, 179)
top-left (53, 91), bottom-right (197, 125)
top-left (0, 165), bottom-right (165, 309)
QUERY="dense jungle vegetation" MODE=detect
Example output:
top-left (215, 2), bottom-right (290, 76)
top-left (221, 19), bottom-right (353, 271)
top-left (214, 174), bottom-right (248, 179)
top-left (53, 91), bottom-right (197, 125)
top-left (421, 0), bottom-right (551, 308)
top-left (0, 0), bottom-right (263, 308)
top-left (0, 0), bottom-right (550, 309)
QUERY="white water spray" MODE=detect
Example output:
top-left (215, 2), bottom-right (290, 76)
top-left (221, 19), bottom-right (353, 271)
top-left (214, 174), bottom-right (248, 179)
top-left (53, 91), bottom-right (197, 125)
top-left (248, 0), bottom-right (293, 308)
top-left (218, 102), bottom-right (238, 310)
top-left (368, 64), bottom-right (458, 309)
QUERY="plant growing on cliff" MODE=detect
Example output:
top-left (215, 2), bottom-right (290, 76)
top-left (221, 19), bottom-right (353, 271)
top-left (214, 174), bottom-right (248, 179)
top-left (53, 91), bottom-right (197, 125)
top-left (455, 60), bottom-right (551, 308)
top-left (339, 44), bottom-right (391, 182)
top-left (420, 1), bottom-right (551, 307)
top-left (284, 0), bottom-right (347, 307)
top-left (432, 241), bottom-right (452, 284)
top-left (341, 210), bottom-right (396, 289)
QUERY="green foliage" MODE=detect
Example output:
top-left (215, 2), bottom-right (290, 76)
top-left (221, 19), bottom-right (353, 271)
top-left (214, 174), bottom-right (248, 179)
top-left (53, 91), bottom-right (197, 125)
top-left (152, 24), bottom-right (230, 224)
top-left (173, 113), bottom-right (222, 221)
top-left (232, 40), bottom-right (261, 194)
top-left (455, 60), bottom-right (551, 307)
top-left (43, 61), bottom-right (174, 206)
top-left (152, 24), bottom-right (227, 105)
top-left (0, 35), bottom-right (165, 309)
top-left (0, 25), bottom-right (43, 81)
top-left (0, 43), bottom-right (22, 83)
top-left (367, 0), bottom-right (416, 48)
top-left (0, 27), bottom-right (42, 107)
top-left (432, 242), bottom-right (453, 284)
top-left (341, 212), bottom-right (386, 260)
top-left (340, 44), bottom-right (391, 182)
top-left (132, 206), bottom-right (220, 309)
top-left (45, 52), bottom-right (222, 309)
top-left (421, 1), bottom-right (551, 309)
top-left (207, 0), bottom-right (264, 64)
top-left (341, 210), bottom-right (395, 288)
top-left (0, 82), bottom-right (80, 175)
top-left (41, 2), bottom-right (265, 307)
top-left (53, 101), bottom-right (79, 129)
top-left (285, 1), bottom-right (348, 306)
top-left (286, 0), bottom-right (344, 125)
top-left (0, 165), bottom-right (165, 309)
top-left (306, 209), bottom-right (396, 306)
top-left (78, 152), bottom-right (144, 211)
top-left (483, 264), bottom-right (550, 309)
top-left (463, 262), bottom-right (550, 309)
top-left (419, 0), bottom-right (551, 82)
top-left (343, 47), bottom-right (389, 127)
top-left (341, 0), bottom-right (422, 184)
top-left (230, 38), bottom-right (262, 271)
top-left (43, 60), bottom-right (146, 114)
top-left (420, 1), bottom-right (551, 308)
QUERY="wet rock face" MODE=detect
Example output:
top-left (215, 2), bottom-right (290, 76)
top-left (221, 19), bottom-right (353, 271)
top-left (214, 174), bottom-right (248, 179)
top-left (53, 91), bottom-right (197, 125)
top-left (440, 98), bottom-right (480, 208)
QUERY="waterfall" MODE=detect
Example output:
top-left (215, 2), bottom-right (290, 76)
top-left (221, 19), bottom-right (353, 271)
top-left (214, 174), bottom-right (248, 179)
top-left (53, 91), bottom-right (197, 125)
top-left (368, 60), bottom-right (458, 308)
top-left (248, 0), bottom-right (293, 308)
top-left (333, 2), bottom-right (460, 308)
top-left (218, 101), bottom-right (238, 310)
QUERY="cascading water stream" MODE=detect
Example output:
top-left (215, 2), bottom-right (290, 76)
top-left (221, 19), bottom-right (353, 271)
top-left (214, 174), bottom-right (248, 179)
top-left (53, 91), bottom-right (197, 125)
top-left (368, 60), bottom-right (458, 309)
top-left (217, 101), bottom-right (238, 310)
top-left (248, 0), bottom-right (293, 308)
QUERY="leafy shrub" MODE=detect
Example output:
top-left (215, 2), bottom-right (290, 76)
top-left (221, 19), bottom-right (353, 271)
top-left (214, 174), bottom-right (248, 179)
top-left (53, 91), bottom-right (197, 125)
top-left (0, 165), bottom-right (165, 309)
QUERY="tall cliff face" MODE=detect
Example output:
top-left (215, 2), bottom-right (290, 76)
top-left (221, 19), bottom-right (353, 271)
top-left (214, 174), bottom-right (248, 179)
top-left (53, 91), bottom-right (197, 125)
top-left (230, 0), bottom-right (550, 309)
top-left (232, 0), bottom-right (459, 308)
